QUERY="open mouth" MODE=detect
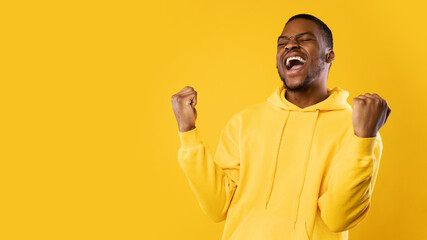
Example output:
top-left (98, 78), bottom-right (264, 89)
top-left (285, 56), bottom-right (306, 71)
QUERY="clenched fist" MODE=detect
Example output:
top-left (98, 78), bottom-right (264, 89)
top-left (171, 86), bottom-right (198, 132)
top-left (352, 93), bottom-right (391, 138)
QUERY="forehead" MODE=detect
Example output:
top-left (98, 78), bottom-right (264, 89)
top-left (281, 18), bottom-right (321, 38)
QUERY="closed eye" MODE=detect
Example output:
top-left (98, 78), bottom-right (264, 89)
top-left (277, 39), bottom-right (312, 46)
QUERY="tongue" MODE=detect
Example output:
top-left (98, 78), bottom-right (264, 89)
top-left (290, 60), bottom-right (304, 70)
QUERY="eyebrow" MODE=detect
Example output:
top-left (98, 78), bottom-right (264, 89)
top-left (278, 32), bottom-right (316, 41)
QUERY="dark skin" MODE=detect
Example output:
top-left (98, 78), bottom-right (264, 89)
top-left (275, 18), bottom-right (391, 137)
top-left (276, 18), bottom-right (334, 109)
top-left (172, 18), bottom-right (391, 137)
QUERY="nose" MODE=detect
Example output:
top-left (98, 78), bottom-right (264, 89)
top-left (285, 37), bottom-right (300, 51)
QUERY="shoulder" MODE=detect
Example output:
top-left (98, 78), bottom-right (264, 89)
top-left (226, 101), bottom-right (272, 125)
top-left (219, 101), bottom-right (270, 136)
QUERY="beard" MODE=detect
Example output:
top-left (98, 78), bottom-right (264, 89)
top-left (277, 60), bottom-right (325, 92)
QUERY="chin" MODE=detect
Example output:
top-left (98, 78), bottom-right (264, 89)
top-left (282, 74), bottom-right (311, 91)
top-left (278, 68), bottom-right (307, 88)
top-left (286, 76), bottom-right (305, 85)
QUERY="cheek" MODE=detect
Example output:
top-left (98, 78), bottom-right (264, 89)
top-left (307, 52), bottom-right (322, 65)
top-left (277, 47), bottom-right (286, 55)
top-left (276, 50), bottom-right (283, 60)
top-left (276, 52), bottom-right (284, 66)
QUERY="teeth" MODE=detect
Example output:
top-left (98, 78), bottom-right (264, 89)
top-left (286, 56), bottom-right (306, 67)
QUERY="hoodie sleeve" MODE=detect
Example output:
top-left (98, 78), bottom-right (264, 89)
top-left (177, 116), bottom-right (240, 223)
top-left (317, 131), bottom-right (383, 232)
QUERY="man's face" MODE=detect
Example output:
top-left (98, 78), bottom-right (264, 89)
top-left (276, 18), bottom-right (332, 91)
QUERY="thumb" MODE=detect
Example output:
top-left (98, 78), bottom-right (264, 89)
top-left (191, 91), bottom-right (197, 108)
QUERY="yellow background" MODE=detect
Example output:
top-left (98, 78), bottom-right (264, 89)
top-left (1, 0), bottom-right (426, 239)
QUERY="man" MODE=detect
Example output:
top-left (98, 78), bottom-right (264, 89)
top-left (171, 13), bottom-right (391, 240)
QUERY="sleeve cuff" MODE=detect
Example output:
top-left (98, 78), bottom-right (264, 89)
top-left (347, 133), bottom-right (378, 156)
top-left (178, 127), bottom-right (203, 148)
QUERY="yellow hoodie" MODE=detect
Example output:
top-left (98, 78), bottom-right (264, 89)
top-left (177, 84), bottom-right (383, 240)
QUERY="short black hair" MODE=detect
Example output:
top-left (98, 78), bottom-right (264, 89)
top-left (285, 14), bottom-right (333, 50)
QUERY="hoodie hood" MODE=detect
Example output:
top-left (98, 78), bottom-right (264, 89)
top-left (264, 84), bottom-right (352, 228)
top-left (267, 84), bottom-right (352, 112)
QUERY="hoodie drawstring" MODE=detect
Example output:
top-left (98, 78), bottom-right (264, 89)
top-left (293, 109), bottom-right (320, 229)
top-left (264, 110), bottom-right (290, 210)
top-left (262, 108), bottom-right (321, 229)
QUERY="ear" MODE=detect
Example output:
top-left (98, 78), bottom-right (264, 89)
top-left (326, 49), bottom-right (335, 63)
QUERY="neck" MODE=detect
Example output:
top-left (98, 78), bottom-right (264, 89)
top-left (285, 80), bottom-right (329, 109)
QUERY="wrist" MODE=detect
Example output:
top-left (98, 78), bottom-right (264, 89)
top-left (179, 125), bottom-right (196, 133)
top-left (354, 129), bottom-right (377, 138)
